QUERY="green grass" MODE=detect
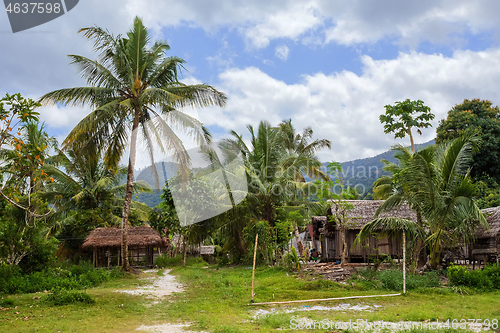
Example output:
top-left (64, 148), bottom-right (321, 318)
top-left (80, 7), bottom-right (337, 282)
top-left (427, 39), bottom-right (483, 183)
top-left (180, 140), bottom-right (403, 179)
top-left (0, 265), bottom-right (499, 332)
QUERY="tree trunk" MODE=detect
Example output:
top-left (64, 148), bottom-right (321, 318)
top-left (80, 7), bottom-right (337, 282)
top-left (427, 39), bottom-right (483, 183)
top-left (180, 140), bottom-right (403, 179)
top-left (234, 228), bottom-right (248, 256)
top-left (293, 224), bottom-right (305, 257)
top-left (415, 210), bottom-right (426, 269)
top-left (341, 226), bottom-right (347, 267)
top-left (182, 234), bottom-right (187, 267)
top-left (121, 109), bottom-right (140, 271)
top-left (403, 231), bottom-right (406, 294)
top-left (408, 127), bottom-right (415, 153)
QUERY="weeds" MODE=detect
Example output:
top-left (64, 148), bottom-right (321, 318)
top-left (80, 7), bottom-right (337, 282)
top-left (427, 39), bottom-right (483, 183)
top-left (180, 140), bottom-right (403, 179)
top-left (45, 288), bottom-right (95, 306)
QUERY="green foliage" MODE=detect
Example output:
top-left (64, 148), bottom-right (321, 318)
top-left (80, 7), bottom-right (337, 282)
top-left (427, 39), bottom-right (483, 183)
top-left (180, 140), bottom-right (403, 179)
top-left (447, 264), bottom-right (500, 291)
top-left (18, 236), bottom-right (58, 274)
top-left (436, 99), bottom-right (500, 184)
top-left (283, 247), bottom-right (305, 271)
top-left (378, 268), bottom-right (440, 291)
top-left (0, 297), bottom-right (15, 307)
top-left (154, 254), bottom-right (208, 268)
top-left (243, 219), bottom-right (276, 264)
top-left (380, 99), bottom-right (434, 151)
top-left (45, 287), bottom-right (95, 306)
top-left (0, 261), bottom-right (113, 295)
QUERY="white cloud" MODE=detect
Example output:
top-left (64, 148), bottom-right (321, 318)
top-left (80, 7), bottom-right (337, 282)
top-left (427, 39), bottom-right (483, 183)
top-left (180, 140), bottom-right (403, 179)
top-left (120, 0), bottom-right (500, 49)
top-left (275, 44), bottom-right (290, 61)
top-left (200, 48), bottom-right (500, 162)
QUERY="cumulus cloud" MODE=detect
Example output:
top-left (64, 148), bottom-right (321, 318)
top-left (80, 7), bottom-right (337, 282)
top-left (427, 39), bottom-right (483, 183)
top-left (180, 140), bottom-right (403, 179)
top-left (200, 48), bottom-right (500, 162)
top-left (275, 44), bottom-right (290, 61)
top-left (121, 0), bottom-right (500, 48)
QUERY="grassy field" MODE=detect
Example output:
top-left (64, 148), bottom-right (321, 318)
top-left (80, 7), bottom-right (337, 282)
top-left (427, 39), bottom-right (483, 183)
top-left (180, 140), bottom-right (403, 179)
top-left (1, 264), bottom-right (499, 332)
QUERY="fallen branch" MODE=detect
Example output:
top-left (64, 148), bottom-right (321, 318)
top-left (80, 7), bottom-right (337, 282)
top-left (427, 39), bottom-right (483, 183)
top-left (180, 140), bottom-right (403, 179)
top-left (248, 293), bottom-right (401, 306)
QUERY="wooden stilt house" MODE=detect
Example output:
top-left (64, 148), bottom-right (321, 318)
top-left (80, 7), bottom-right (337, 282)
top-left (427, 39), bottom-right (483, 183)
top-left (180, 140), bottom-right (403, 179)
top-left (82, 226), bottom-right (169, 268)
top-left (472, 206), bottom-right (500, 266)
top-left (311, 200), bottom-right (417, 263)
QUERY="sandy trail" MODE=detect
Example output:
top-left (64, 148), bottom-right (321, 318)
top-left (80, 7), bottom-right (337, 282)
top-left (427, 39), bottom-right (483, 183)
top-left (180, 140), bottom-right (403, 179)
top-left (115, 269), bottom-right (205, 333)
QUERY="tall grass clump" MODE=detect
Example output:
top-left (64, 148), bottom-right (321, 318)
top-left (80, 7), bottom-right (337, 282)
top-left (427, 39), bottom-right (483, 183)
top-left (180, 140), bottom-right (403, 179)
top-left (45, 287), bottom-right (95, 306)
top-left (154, 254), bottom-right (208, 268)
top-left (378, 268), bottom-right (440, 291)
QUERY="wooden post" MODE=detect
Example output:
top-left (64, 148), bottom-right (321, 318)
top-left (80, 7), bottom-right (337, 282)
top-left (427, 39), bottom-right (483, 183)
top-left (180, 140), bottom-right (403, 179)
top-left (107, 249), bottom-right (111, 268)
top-left (93, 248), bottom-right (96, 268)
top-left (251, 233), bottom-right (259, 302)
top-left (403, 231), bottom-right (406, 294)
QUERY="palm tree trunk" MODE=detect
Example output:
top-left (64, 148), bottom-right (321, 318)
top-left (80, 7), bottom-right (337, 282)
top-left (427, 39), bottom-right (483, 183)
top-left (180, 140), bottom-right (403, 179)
top-left (234, 229), bottom-right (248, 256)
top-left (341, 226), bottom-right (347, 267)
top-left (403, 231), bottom-right (406, 294)
top-left (121, 110), bottom-right (140, 271)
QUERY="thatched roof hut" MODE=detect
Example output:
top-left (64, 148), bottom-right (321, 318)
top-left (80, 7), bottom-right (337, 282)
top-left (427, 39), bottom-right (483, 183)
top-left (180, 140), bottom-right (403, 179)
top-left (338, 200), bottom-right (417, 228)
top-left (82, 226), bottom-right (165, 249)
top-left (311, 200), bottom-right (417, 262)
top-left (82, 226), bottom-right (168, 268)
top-left (476, 206), bottom-right (500, 239)
top-left (313, 200), bottom-right (417, 235)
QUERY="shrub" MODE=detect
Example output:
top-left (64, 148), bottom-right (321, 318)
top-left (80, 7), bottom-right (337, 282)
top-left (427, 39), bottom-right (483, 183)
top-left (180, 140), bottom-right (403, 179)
top-left (0, 262), bottom-right (114, 295)
top-left (447, 264), bottom-right (500, 291)
top-left (378, 268), bottom-right (440, 291)
top-left (46, 288), bottom-right (95, 306)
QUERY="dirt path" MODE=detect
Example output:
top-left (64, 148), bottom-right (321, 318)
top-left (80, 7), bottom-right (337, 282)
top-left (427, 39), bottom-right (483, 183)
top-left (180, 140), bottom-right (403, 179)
top-left (116, 269), bottom-right (204, 333)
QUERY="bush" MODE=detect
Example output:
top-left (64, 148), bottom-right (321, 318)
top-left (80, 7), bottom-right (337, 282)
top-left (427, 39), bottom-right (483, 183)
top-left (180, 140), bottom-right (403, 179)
top-left (447, 264), bottom-right (500, 291)
top-left (0, 262), bottom-right (114, 295)
top-left (46, 288), bottom-right (95, 306)
top-left (378, 268), bottom-right (440, 291)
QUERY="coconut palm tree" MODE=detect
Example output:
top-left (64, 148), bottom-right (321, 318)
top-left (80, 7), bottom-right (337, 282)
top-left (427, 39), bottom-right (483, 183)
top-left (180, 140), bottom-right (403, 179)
top-left (357, 134), bottom-right (488, 269)
top-left (226, 120), bottom-right (330, 225)
top-left (40, 17), bottom-right (226, 270)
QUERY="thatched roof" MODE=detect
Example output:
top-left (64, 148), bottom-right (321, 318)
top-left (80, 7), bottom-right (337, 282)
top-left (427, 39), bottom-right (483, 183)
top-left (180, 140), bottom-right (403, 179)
top-left (342, 200), bottom-right (417, 228)
top-left (82, 226), bottom-right (166, 249)
top-left (312, 200), bottom-right (417, 234)
top-left (475, 206), bottom-right (500, 239)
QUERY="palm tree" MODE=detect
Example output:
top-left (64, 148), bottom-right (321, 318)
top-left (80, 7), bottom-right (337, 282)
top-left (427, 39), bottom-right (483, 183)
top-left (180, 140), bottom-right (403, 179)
top-left (40, 17), bottom-right (226, 270)
top-left (226, 120), bottom-right (330, 225)
top-left (41, 149), bottom-right (152, 239)
top-left (357, 134), bottom-right (488, 269)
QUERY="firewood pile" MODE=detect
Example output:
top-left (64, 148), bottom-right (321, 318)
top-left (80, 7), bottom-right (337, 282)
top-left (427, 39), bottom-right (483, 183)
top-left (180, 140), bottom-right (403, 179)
top-left (304, 263), bottom-right (352, 281)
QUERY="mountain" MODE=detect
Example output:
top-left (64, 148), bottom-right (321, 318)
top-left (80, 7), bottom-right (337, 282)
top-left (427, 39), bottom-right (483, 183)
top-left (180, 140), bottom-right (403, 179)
top-left (321, 139), bottom-right (435, 198)
top-left (133, 162), bottom-right (178, 208)
top-left (132, 140), bottom-right (436, 207)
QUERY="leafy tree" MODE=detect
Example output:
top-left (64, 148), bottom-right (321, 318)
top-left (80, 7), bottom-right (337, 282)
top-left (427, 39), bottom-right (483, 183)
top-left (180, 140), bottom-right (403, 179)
top-left (0, 94), bottom-right (46, 214)
top-left (380, 99), bottom-right (434, 153)
top-left (40, 17), bottom-right (226, 270)
top-left (378, 99), bottom-right (434, 266)
top-left (155, 178), bottom-right (216, 265)
top-left (436, 99), bottom-right (500, 185)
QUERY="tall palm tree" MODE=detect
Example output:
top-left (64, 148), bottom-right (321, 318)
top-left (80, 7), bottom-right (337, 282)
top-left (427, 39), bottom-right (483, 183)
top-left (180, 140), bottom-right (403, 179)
top-left (226, 120), bottom-right (330, 224)
top-left (40, 17), bottom-right (226, 270)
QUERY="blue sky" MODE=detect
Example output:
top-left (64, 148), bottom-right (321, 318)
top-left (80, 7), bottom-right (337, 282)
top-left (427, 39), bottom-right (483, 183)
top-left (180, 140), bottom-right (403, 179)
top-left (2, 1), bottom-right (500, 169)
